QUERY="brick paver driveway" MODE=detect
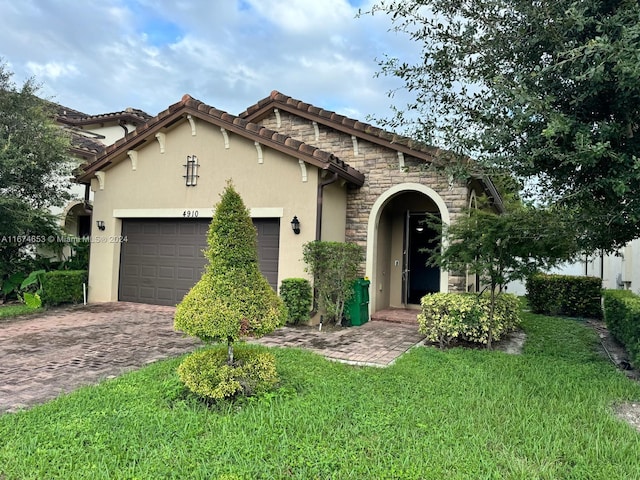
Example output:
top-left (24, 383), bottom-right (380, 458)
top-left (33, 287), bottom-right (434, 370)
top-left (0, 302), bottom-right (426, 414)
top-left (0, 302), bottom-right (201, 414)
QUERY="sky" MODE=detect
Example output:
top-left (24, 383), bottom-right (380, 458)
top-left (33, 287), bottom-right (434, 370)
top-left (0, 0), bottom-right (420, 126)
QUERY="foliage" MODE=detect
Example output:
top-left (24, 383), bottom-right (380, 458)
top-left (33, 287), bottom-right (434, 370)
top-left (3, 312), bottom-right (640, 478)
top-left (527, 273), bottom-right (603, 318)
top-left (0, 61), bottom-right (75, 289)
top-left (418, 292), bottom-right (520, 348)
top-left (177, 345), bottom-right (279, 401)
top-left (21, 292), bottom-right (42, 309)
top-left (365, 1), bottom-right (640, 252)
top-left (279, 278), bottom-right (312, 325)
top-left (174, 181), bottom-right (286, 370)
top-left (302, 240), bottom-right (364, 325)
top-left (61, 238), bottom-right (90, 271)
top-left (40, 270), bottom-right (87, 306)
top-left (431, 199), bottom-right (577, 346)
top-left (603, 289), bottom-right (640, 366)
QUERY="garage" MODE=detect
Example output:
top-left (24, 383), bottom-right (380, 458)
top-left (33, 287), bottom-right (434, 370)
top-left (118, 218), bottom-right (280, 306)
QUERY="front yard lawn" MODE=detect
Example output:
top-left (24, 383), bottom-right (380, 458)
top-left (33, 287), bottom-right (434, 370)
top-left (1, 311), bottom-right (639, 479)
top-left (0, 303), bottom-right (41, 320)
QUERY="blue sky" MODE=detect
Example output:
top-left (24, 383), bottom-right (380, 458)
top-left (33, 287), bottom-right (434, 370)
top-left (0, 0), bottom-right (420, 128)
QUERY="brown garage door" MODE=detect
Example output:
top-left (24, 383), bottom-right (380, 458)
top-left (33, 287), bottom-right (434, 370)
top-left (118, 218), bottom-right (280, 306)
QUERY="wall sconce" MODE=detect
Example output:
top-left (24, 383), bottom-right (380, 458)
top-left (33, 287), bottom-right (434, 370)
top-left (290, 216), bottom-right (300, 235)
top-left (96, 220), bottom-right (106, 231)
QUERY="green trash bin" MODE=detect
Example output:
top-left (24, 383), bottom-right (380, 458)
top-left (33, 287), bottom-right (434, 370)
top-left (346, 278), bottom-right (370, 326)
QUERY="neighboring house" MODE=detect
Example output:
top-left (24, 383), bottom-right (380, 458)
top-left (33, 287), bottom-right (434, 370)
top-left (53, 105), bottom-right (151, 240)
top-left (76, 91), bottom-right (503, 314)
top-left (508, 241), bottom-right (640, 296)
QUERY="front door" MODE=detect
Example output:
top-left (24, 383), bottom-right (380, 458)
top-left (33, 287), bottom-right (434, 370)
top-left (403, 212), bottom-right (440, 304)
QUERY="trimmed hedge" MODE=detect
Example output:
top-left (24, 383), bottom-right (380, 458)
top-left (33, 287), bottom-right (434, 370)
top-left (279, 278), bottom-right (312, 325)
top-left (418, 293), bottom-right (521, 348)
top-left (526, 273), bottom-right (602, 318)
top-left (603, 289), bottom-right (640, 366)
top-left (40, 270), bottom-right (87, 306)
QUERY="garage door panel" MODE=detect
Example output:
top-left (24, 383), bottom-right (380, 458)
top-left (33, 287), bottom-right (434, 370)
top-left (119, 218), bottom-right (280, 306)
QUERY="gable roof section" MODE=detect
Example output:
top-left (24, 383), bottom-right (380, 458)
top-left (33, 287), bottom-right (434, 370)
top-left (241, 90), bottom-right (504, 212)
top-left (240, 90), bottom-right (442, 162)
top-left (77, 95), bottom-right (364, 186)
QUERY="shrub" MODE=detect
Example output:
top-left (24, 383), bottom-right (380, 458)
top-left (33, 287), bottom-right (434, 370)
top-left (174, 182), bottom-right (285, 400)
top-left (418, 293), bottom-right (521, 348)
top-left (603, 289), bottom-right (640, 366)
top-left (40, 270), bottom-right (87, 306)
top-left (526, 273), bottom-right (602, 318)
top-left (302, 240), bottom-right (364, 324)
top-left (177, 345), bottom-right (279, 400)
top-left (279, 278), bottom-right (312, 325)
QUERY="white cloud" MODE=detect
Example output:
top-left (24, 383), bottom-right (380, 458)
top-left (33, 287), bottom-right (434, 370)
top-left (26, 61), bottom-right (79, 80)
top-left (0, 0), bottom-right (421, 126)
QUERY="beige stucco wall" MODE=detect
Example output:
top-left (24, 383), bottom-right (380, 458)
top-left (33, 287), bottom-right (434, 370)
top-left (86, 116), bottom-right (348, 302)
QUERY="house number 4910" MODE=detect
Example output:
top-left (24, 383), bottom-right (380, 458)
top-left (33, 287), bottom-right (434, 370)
top-left (183, 210), bottom-right (199, 218)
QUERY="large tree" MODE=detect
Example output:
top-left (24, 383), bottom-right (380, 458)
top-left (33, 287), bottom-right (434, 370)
top-left (0, 61), bottom-right (74, 289)
top-left (366, 0), bottom-right (640, 252)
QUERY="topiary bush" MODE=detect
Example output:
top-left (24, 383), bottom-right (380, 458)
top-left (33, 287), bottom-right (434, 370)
top-left (526, 273), bottom-right (602, 318)
top-left (40, 270), bottom-right (87, 306)
top-left (174, 181), bottom-right (286, 400)
top-left (177, 345), bottom-right (279, 400)
top-left (603, 289), bottom-right (640, 366)
top-left (279, 278), bottom-right (312, 325)
top-left (418, 293), bottom-right (521, 348)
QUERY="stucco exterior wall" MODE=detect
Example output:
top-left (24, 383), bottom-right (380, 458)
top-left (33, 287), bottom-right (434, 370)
top-left (86, 117), bottom-right (339, 302)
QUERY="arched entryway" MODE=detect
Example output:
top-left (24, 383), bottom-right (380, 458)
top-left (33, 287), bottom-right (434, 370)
top-left (366, 183), bottom-right (450, 314)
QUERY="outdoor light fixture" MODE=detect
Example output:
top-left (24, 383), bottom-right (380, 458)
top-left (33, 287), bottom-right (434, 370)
top-left (183, 155), bottom-right (199, 186)
top-left (96, 220), bottom-right (106, 231)
top-left (291, 216), bottom-right (300, 234)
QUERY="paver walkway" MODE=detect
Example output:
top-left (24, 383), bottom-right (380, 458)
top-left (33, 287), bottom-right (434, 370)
top-left (251, 321), bottom-right (425, 366)
top-left (0, 303), bottom-right (426, 414)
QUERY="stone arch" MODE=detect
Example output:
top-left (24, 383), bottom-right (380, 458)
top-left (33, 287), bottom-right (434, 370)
top-left (366, 183), bottom-right (451, 313)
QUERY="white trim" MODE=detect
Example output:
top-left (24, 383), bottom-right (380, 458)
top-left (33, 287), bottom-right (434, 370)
top-left (113, 207), bottom-right (284, 219)
top-left (274, 108), bottom-right (281, 128)
top-left (186, 115), bottom-right (197, 136)
top-left (255, 142), bottom-right (264, 164)
top-left (220, 128), bottom-right (230, 149)
top-left (298, 159), bottom-right (308, 182)
top-left (127, 150), bottom-right (138, 171)
top-left (366, 183), bottom-right (450, 312)
top-left (155, 132), bottom-right (166, 153)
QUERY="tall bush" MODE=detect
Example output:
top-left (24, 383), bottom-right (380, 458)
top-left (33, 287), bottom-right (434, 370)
top-left (279, 278), bottom-right (312, 325)
top-left (174, 182), bottom-right (286, 399)
top-left (40, 270), bottom-right (87, 306)
top-left (302, 241), bottom-right (364, 325)
top-left (526, 274), bottom-right (602, 318)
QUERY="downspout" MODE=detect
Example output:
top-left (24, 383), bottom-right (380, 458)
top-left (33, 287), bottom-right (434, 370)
top-left (315, 172), bottom-right (339, 241)
top-left (83, 183), bottom-right (92, 213)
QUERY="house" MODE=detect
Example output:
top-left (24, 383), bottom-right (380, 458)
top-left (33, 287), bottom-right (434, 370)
top-left (76, 91), bottom-right (503, 314)
top-left (54, 105), bottom-right (151, 239)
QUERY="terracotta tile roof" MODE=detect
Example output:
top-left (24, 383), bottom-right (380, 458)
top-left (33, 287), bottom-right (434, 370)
top-left (56, 105), bottom-right (151, 127)
top-left (77, 95), bottom-right (365, 186)
top-left (66, 129), bottom-right (106, 161)
top-left (240, 90), bottom-right (443, 162)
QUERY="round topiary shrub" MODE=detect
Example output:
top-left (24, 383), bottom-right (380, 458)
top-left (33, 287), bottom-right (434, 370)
top-left (178, 345), bottom-right (279, 400)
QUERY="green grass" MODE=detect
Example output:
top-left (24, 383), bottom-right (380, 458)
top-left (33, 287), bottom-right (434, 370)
top-left (0, 303), bottom-right (41, 319)
top-left (1, 312), bottom-right (640, 479)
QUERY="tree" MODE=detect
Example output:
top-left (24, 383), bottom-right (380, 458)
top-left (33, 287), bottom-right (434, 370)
top-left (174, 182), bottom-right (286, 365)
top-left (366, 1), bottom-right (640, 252)
top-left (0, 61), bottom-right (74, 292)
top-left (430, 200), bottom-right (577, 347)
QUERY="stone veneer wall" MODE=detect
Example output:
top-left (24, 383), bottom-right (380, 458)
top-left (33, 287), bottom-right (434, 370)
top-left (258, 111), bottom-right (469, 292)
